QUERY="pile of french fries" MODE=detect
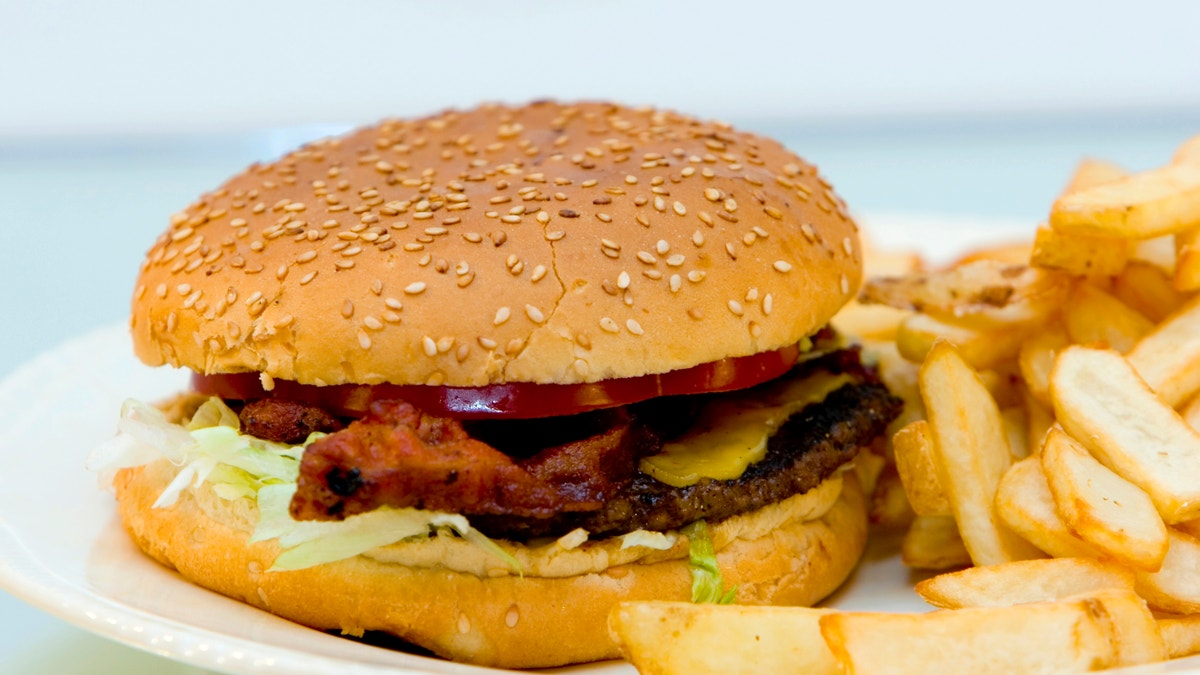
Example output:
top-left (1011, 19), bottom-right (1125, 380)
top-left (608, 134), bottom-right (1200, 674)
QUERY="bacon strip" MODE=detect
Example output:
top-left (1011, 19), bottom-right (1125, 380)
top-left (289, 400), bottom-right (637, 521)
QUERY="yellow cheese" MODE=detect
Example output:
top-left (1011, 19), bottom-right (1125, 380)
top-left (639, 372), bottom-right (853, 488)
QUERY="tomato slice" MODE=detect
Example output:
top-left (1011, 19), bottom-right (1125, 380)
top-left (191, 345), bottom-right (801, 419)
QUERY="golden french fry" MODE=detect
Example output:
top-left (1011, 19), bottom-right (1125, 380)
top-left (1041, 428), bottom-right (1168, 571)
top-left (1062, 283), bottom-right (1154, 353)
top-left (1050, 161), bottom-right (1200, 239)
top-left (1111, 260), bottom-right (1188, 322)
top-left (1176, 516), bottom-right (1200, 540)
top-left (1031, 225), bottom-right (1130, 277)
top-left (1000, 405), bottom-right (1030, 460)
top-left (870, 464), bottom-right (916, 529)
top-left (1127, 294), bottom-right (1200, 407)
top-left (901, 515), bottom-right (971, 570)
top-left (1018, 323), bottom-right (1070, 405)
top-left (1135, 528), bottom-right (1200, 615)
top-left (1061, 157), bottom-right (1130, 195)
top-left (818, 598), bottom-right (1117, 675)
top-left (1174, 225), bottom-right (1200, 291)
top-left (1023, 387), bottom-right (1055, 454)
top-left (892, 420), bottom-right (948, 517)
top-left (608, 602), bottom-right (837, 675)
top-left (915, 558), bottom-right (1135, 609)
top-left (919, 341), bottom-right (1043, 565)
top-left (831, 301), bottom-right (912, 341)
top-left (952, 241), bottom-right (1034, 267)
top-left (1132, 235), bottom-right (1178, 275)
top-left (1184, 393), bottom-right (1200, 431)
top-left (1173, 133), bottom-right (1200, 165)
top-left (994, 457), bottom-right (1102, 559)
top-left (861, 261), bottom-right (1069, 328)
top-left (1159, 615), bottom-right (1200, 658)
top-left (1052, 346), bottom-right (1200, 524)
top-left (1076, 589), bottom-right (1166, 667)
top-left (897, 313), bottom-right (1032, 370)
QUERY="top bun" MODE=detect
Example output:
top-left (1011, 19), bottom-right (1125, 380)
top-left (131, 101), bottom-right (861, 387)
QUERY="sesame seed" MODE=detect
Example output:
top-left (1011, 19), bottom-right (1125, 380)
top-left (749, 321), bottom-right (763, 338)
top-left (297, 250), bottom-right (317, 263)
top-left (670, 274), bottom-right (682, 292)
top-left (843, 237), bottom-right (854, 255)
top-left (617, 271), bottom-right (631, 289)
top-left (426, 371), bottom-right (445, 386)
top-left (688, 307), bottom-right (704, 320)
top-left (479, 337), bottom-right (498, 350)
top-left (673, 201), bottom-right (687, 216)
top-left (364, 316), bottom-right (383, 331)
top-left (637, 251), bottom-right (657, 265)
top-left (300, 271), bottom-right (318, 285)
top-left (626, 319), bottom-right (644, 336)
top-left (692, 231), bottom-right (705, 246)
top-left (728, 300), bottom-right (745, 316)
top-left (536, 211), bottom-right (550, 224)
top-left (800, 223), bottom-right (816, 241)
top-left (763, 293), bottom-right (773, 315)
top-left (358, 330), bottom-right (372, 350)
top-left (500, 215), bottom-right (522, 224)
top-left (666, 254), bottom-right (685, 267)
top-left (725, 243), bottom-right (737, 260)
top-left (746, 288), bottom-right (759, 302)
top-left (463, 232), bottom-right (483, 243)
top-left (643, 269), bottom-right (663, 280)
top-left (773, 260), bottom-right (793, 273)
top-left (601, 238), bottom-right (621, 251)
top-left (656, 240), bottom-right (670, 255)
top-left (742, 232), bottom-right (757, 246)
top-left (494, 307), bottom-right (511, 325)
top-left (704, 188), bottom-right (722, 202)
top-left (531, 265), bottom-right (547, 282)
top-left (545, 230), bottom-right (565, 241)
top-left (525, 304), bottom-right (546, 324)
top-left (841, 275), bottom-right (850, 294)
top-left (698, 211), bottom-right (714, 227)
top-left (422, 336), bottom-right (438, 357)
top-left (506, 337), bottom-right (525, 355)
top-left (599, 317), bottom-right (620, 333)
top-left (764, 205), bottom-right (783, 220)
top-left (653, 197), bottom-right (666, 212)
top-left (405, 282), bottom-right (427, 294)
top-left (687, 270), bottom-right (706, 283)
top-left (335, 259), bottom-right (356, 270)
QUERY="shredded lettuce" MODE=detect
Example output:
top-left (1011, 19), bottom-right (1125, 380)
top-left (681, 520), bottom-right (737, 604)
top-left (88, 396), bottom-right (517, 573)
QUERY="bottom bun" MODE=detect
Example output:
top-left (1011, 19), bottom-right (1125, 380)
top-left (114, 458), bottom-right (867, 668)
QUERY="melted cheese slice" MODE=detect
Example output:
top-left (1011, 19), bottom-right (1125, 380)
top-left (639, 372), bottom-right (853, 488)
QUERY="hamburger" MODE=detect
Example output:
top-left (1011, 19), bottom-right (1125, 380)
top-left (91, 101), bottom-right (901, 668)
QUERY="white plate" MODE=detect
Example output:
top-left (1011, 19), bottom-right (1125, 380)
top-left (0, 215), bottom-right (1196, 675)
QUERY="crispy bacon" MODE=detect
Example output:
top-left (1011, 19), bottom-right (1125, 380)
top-left (289, 400), bottom-right (639, 521)
top-left (239, 398), bottom-right (342, 445)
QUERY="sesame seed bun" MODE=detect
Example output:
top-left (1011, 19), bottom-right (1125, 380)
top-left (113, 456), bottom-right (867, 668)
top-left (130, 101), bottom-right (861, 387)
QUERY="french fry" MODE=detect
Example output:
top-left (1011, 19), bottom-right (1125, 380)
top-left (1077, 589), bottom-right (1166, 667)
top-left (1174, 225), bottom-right (1200, 291)
top-left (919, 341), bottom-right (1042, 564)
top-left (860, 261), bottom-right (1069, 328)
top-left (1049, 161), bottom-right (1200, 239)
top-left (1060, 157), bottom-right (1130, 194)
top-left (1132, 235), bottom-right (1177, 275)
top-left (994, 457), bottom-right (1101, 559)
top-left (1040, 428), bottom-right (1168, 572)
top-left (1111, 260), bottom-right (1188, 322)
top-left (870, 464), bottom-right (916, 529)
top-left (1061, 283), bottom-right (1153, 353)
top-left (897, 313), bottom-right (1031, 370)
top-left (831, 302), bottom-right (911, 341)
top-left (608, 602), bottom-right (837, 675)
top-left (1051, 346), bottom-right (1200, 524)
top-left (915, 558), bottom-right (1134, 610)
top-left (1184, 393), bottom-right (1200, 431)
top-left (1159, 615), bottom-right (1200, 658)
top-left (892, 420), bottom-right (948, 517)
top-left (1031, 225), bottom-right (1130, 277)
top-left (1135, 528), bottom-right (1200, 615)
top-left (1173, 132), bottom-right (1200, 165)
top-left (951, 241), bottom-right (1034, 266)
top-left (818, 598), bottom-right (1118, 675)
top-left (1018, 323), bottom-right (1070, 405)
top-left (1128, 294), bottom-right (1200, 408)
top-left (1000, 405), bottom-right (1030, 460)
top-left (901, 515), bottom-right (971, 570)
top-left (1023, 387), bottom-right (1055, 454)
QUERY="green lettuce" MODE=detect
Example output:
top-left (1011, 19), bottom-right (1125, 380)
top-left (89, 396), bottom-right (517, 573)
top-left (681, 520), bottom-right (737, 604)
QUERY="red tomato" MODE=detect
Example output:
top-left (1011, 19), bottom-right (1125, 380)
top-left (191, 345), bottom-right (800, 419)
